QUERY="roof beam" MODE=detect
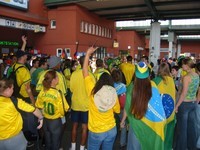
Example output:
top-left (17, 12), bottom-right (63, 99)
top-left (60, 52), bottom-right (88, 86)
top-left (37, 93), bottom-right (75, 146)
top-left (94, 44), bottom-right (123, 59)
top-left (101, 8), bottom-right (200, 21)
top-left (90, 1), bottom-right (200, 13)
top-left (144, 0), bottom-right (159, 21)
top-left (90, 4), bottom-right (146, 12)
top-left (154, 0), bottom-right (200, 6)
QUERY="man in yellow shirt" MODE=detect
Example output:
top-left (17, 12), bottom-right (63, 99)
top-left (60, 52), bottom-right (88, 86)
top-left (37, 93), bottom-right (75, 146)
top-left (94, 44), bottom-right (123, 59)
top-left (94, 58), bottom-right (110, 81)
top-left (119, 55), bottom-right (135, 86)
top-left (70, 56), bottom-right (95, 150)
top-left (13, 36), bottom-right (38, 146)
top-left (36, 56), bottom-right (67, 95)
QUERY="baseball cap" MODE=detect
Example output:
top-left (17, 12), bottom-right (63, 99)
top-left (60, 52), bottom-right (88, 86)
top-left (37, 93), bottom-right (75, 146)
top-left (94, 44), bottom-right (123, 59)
top-left (16, 50), bottom-right (29, 58)
top-left (135, 62), bottom-right (149, 79)
top-left (48, 56), bottom-right (61, 68)
top-left (94, 85), bottom-right (117, 112)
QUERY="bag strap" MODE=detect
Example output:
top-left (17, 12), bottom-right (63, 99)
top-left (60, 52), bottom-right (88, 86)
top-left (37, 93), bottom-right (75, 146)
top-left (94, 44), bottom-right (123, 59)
top-left (13, 64), bottom-right (25, 73)
top-left (10, 96), bottom-right (20, 112)
top-left (13, 64), bottom-right (26, 89)
top-left (58, 90), bottom-right (65, 116)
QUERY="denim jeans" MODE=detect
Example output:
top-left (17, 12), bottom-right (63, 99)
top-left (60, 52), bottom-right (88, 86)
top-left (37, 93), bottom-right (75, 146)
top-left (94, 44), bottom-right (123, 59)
top-left (127, 126), bottom-right (141, 150)
top-left (20, 110), bottom-right (38, 141)
top-left (87, 126), bottom-right (117, 150)
top-left (195, 104), bottom-right (200, 148)
top-left (119, 109), bottom-right (127, 147)
top-left (174, 102), bottom-right (198, 150)
top-left (43, 118), bottom-right (62, 150)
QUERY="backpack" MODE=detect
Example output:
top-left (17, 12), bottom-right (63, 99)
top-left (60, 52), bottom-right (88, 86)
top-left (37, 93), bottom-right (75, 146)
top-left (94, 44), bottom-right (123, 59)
top-left (8, 64), bottom-right (25, 98)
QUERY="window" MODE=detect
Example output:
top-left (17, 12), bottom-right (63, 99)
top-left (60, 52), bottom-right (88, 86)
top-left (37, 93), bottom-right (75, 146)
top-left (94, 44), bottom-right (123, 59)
top-left (50, 20), bottom-right (56, 29)
top-left (56, 48), bottom-right (62, 57)
top-left (65, 48), bottom-right (71, 58)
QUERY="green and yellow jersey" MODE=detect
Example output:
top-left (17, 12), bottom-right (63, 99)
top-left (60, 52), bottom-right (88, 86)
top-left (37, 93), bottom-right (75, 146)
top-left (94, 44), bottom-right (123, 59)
top-left (70, 69), bottom-right (95, 111)
top-left (94, 68), bottom-right (110, 81)
top-left (36, 69), bottom-right (67, 96)
top-left (14, 63), bottom-right (31, 98)
top-left (35, 88), bottom-right (69, 119)
top-left (119, 62), bottom-right (135, 86)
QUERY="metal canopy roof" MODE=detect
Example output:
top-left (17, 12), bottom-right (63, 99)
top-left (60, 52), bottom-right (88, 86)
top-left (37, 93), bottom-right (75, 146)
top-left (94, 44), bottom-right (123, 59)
top-left (45, 0), bottom-right (200, 21)
top-left (44, 0), bottom-right (200, 36)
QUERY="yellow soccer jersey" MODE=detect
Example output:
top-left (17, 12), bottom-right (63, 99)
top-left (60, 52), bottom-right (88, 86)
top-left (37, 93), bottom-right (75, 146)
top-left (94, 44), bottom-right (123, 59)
top-left (70, 69), bottom-right (95, 111)
top-left (14, 63), bottom-right (31, 98)
top-left (36, 88), bottom-right (69, 119)
top-left (0, 96), bottom-right (35, 140)
top-left (63, 68), bottom-right (71, 88)
top-left (36, 70), bottom-right (67, 95)
top-left (84, 76), bottom-right (120, 133)
top-left (94, 68), bottom-right (110, 81)
top-left (120, 62), bottom-right (135, 86)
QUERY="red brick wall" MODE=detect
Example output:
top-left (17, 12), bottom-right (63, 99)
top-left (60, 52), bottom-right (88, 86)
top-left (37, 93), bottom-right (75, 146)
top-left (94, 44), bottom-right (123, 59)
top-left (180, 40), bottom-right (200, 57)
top-left (35, 4), bottom-right (115, 56)
top-left (115, 30), bottom-right (145, 57)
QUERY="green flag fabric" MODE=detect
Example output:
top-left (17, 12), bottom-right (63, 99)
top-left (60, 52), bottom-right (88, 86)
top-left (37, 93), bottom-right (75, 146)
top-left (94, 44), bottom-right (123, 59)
top-left (125, 81), bottom-right (167, 150)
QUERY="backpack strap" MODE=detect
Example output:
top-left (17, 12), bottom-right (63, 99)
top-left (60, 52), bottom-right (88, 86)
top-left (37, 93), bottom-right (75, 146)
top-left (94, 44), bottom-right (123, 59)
top-left (13, 64), bottom-right (25, 87)
top-left (10, 96), bottom-right (20, 111)
top-left (12, 64), bottom-right (26, 99)
top-left (13, 64), bottom-right (25, 73)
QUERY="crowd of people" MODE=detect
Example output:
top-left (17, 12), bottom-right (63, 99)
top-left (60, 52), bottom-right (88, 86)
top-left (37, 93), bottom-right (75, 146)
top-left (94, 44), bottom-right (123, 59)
top-left (0, 36), bottom-right (200, 150)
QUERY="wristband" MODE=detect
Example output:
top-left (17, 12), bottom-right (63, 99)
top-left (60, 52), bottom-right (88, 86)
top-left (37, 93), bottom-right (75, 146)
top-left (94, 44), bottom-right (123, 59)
top-left (39, 117), bottom-right (44, 121)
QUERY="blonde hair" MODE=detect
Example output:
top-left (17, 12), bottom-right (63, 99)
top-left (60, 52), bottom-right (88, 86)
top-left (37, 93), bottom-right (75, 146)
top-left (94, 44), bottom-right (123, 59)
top-left (182, 57), bottom-right (195, 68)
top-left (157, 63), bottom-right (171, 83)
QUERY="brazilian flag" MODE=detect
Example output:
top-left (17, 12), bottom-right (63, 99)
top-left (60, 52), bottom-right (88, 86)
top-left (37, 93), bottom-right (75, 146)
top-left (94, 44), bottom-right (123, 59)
top-left (153, 76), bottom-right (176, 150)
top-left (125, 82), bottom-right (167, 150)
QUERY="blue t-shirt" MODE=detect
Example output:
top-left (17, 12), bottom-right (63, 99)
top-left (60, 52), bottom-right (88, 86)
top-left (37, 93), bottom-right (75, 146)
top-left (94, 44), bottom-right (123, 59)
top-left (114, 82), bottom-right (126, 95)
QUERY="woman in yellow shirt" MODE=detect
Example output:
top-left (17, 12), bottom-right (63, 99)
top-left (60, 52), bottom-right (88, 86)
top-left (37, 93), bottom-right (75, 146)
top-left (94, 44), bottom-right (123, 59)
top-left (83, 47), bottom-right (120, 150)
top-left (35, 70), bottom-right (69, 150)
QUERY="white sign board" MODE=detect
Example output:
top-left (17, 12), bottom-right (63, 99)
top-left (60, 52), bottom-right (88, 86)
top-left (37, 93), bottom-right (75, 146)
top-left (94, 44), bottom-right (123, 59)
top-left (0, 0), bottom-right (28, 10)
top-left (0, 18), bottom-right (46, 32)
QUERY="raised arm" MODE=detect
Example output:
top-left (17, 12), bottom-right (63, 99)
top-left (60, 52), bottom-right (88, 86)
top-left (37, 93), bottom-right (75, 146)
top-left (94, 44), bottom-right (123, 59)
top-left (21, 35), bottom-right (27, 51)
top-left (83, 46), bottom-right (97, 78)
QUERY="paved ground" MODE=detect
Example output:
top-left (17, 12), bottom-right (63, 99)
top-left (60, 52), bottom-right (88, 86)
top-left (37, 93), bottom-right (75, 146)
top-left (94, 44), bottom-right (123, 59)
top-left (27, 113), bottom-right (126, 150)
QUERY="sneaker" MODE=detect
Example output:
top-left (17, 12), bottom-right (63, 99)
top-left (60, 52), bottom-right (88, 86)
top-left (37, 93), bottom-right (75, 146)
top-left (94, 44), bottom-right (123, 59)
top-left (27, 141), bottom-right (34, 148)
